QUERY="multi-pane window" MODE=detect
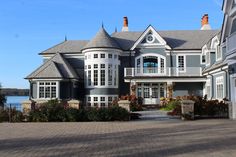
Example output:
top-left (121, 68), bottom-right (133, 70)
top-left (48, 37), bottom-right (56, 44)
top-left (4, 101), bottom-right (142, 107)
top-left (216, 76), bottom-right (224, 99)
top-left (114, 65), bottom-right (117, 86)
top-left (108, 96), bottom-right (113, 107)
top-left (143, 84), bottom-right (150, 98)
top-left (137, 58), bottom-right (141, 73)
top-left (160, 58), bottom-right (165, 73)
top-left (38, 82), bottom-right (57, 99)
top-left (108, 64), bottom-right (112, 85)
top-left (137, 84), bottom-right (142, 98)
top-left (101, 97), bottom-right (105, 101)
top-left (160, 83), bottom-right (165, 97)
top-left (88, 71), bottom-right (91, 86)
top-left (108, 54), bottom-right (112, 58)
top-left (94, 70), bottom-right (98, 86)
top-left (152, 84), bottom-right (158, 98)
top-left (178, 55), bottom-right (185, 71)
top-left (94, 64), bottom-right (98, 69)
top-left (94, 54), bottom-right (98, 58)
top-left (101, 54), bottom-right (105, 58)
top-left (114, 55), bottom-right (117, 59)
top-left (94, 97), bottom-right (98, 107)
top-left (100, 69), bottom-right (106, 86)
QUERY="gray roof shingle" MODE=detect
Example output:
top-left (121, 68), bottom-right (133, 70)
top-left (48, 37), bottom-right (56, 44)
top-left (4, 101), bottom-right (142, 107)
top-left (40, 29), bottom-right (220, 54)
top-left (112, 30), bottom-right (220, 50)
top-left (26, 53), bottom-right (78, 79)
top-left (81, 27), bottom-right (121, 50)
top-left (39, 40), bottom-right (89, 54)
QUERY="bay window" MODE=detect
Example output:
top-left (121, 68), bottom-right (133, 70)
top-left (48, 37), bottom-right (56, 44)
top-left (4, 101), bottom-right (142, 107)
top-left (38, 82), bottom-right (58, 99)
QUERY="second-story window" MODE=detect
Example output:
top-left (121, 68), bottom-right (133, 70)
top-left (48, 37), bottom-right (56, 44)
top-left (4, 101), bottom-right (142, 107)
top-left (101, 54), bottom-right (105, 58)
top-left (100, 64), bottom-right (105, 86)
top-left (206, 51), bottom-right (210, 65)
top-left (177, 55), bottom-right (185, 72)
top-left (94, 54), bottom-right (98, 58)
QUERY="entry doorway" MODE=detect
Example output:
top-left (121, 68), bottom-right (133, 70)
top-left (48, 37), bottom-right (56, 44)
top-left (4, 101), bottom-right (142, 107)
top-left (137, 83), bottom-right (166, 105)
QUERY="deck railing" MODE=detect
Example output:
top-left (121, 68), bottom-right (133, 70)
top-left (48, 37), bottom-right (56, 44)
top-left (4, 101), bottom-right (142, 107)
top-left (124, 67), bottom-right (202, 77)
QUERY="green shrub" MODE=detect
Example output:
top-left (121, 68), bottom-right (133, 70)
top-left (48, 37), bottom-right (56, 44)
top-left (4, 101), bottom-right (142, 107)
top-left (161, 100), bottom-right (181, 111)
top-left (0, 109), bottom-right (9, 122)
top-left (28, 100), bottom-right (130, 122)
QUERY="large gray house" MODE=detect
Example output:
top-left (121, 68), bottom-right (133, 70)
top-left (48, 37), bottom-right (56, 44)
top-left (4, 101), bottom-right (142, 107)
top-left (26, 15), bottom-right (220, 108)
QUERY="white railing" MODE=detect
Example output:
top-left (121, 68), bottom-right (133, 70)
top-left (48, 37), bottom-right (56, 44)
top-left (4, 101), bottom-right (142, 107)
top-left (226, 32), bottom-right (236, 56)
top-left (124, 67), bottom-right (202, 77)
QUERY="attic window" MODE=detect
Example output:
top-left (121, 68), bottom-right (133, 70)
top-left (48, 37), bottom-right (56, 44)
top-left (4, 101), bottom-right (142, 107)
top-left (94, 54), bottom-right (98, 58)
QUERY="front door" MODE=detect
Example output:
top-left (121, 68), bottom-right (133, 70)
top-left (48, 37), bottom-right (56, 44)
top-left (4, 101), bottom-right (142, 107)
top-left (137, 83), bottom-right (166, 105)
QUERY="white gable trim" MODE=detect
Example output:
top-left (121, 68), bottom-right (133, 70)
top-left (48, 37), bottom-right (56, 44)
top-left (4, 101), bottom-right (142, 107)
top-left (130, 25), bottom-right (171, 50)
top-left (210, 36), bottom-right (220, 50)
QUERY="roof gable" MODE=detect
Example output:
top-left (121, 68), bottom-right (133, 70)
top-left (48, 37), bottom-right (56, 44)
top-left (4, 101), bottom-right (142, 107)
top-left (130, 25), bottom-right (170, 50)
top-left (26, 53), bottom-right (78, 79)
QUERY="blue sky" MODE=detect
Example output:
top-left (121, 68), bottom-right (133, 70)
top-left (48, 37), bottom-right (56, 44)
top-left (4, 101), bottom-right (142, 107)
top-left (0, 0), bottom-right (224, 89)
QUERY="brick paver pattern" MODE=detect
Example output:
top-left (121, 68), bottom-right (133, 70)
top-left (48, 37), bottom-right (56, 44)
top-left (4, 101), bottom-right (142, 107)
top-left (0, 119), bottom-right (236, 157)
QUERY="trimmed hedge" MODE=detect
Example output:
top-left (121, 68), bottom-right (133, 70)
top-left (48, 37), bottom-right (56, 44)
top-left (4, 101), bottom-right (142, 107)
top-left (28, 100), bottom-right (130, 122)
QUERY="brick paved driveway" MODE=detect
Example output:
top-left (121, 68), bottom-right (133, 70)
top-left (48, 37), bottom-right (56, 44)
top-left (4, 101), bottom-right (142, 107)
top-left (0, 119), bottom-right (236, 157)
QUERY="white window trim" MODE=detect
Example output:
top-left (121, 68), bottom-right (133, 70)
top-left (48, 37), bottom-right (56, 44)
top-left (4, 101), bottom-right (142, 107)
top-left (36, 81), bottom-right (59, 99)
top-left (211, 36), bottom-right (221, 61)
top-left (135, 53), bottom-right (166, 75)
top-left (84, 51), bottom-right (120, 88)
top-left (216, 76), bottom-right (224, 100)
top-left (176, 55), bottom-right (186, 73)
top-left (85, 95), bottom-right (118, 107)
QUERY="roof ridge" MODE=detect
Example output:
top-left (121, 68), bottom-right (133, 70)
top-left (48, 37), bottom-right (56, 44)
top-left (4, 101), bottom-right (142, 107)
top-left (39, 40), bottom-right (67, 55)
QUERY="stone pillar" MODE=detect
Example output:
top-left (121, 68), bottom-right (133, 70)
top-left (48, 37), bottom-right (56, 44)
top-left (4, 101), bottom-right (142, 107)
top-left (67, 100), bottom-right (80, 109)
top-left (167, 82), bottom-right (173, 98)
top-left (22, 100), bottom-right (34, 115)
top-left (118, 100), bottom-right (130, 112)
top-left (130, 81), bottom-right (136, 96)
top-left (181, 100), bottom-right (195, 120)
top-left (225, 101), bottom-right (233, 119)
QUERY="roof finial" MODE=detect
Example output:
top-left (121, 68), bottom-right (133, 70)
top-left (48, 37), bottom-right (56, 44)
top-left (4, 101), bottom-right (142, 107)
top-left (102, 21), bottom-right (104, 28)
top-left (64, 35), bottom-right (67, 41)
top-left (115, 27), bottom-right (117, 32)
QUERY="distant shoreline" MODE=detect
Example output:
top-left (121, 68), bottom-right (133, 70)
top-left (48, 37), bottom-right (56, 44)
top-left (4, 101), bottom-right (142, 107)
top-left (2, 88), bottom-right (29, 96)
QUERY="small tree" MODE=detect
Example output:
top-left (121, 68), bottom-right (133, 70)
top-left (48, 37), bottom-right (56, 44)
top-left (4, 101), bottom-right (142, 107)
top-left (0, 84), bottom-right (6, 109)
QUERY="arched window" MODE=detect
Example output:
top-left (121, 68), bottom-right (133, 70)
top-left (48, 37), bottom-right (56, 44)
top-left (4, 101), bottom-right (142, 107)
top-left (135, 54), bottom-right (166, 75)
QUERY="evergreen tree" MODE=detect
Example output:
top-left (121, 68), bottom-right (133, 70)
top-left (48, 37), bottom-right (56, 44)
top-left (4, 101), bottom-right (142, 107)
top-left (0, 84), bottom-right (6, 108)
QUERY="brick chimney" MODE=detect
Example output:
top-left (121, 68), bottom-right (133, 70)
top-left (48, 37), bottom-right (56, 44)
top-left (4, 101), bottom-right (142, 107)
top-left (201, 14), bottom-right (211, 30)
top-left (122, 16), bottom-right (129, 32)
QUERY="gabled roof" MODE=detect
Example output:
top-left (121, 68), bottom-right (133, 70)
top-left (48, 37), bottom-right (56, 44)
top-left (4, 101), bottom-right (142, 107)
top-left (39, 40), bottom-right (89, 55)
top-left (26, 53), bottom-right (78, 79)
top-left (112, 30), bottom-right (219, 50)
top-left (39, 28), bottom-right (220, 54)
top-left (82, 27), bottom-right (121, 51)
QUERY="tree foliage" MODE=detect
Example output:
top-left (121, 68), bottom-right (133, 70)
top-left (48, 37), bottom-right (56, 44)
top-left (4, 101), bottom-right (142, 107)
top-left (0, 84), bottom-right (6, 108)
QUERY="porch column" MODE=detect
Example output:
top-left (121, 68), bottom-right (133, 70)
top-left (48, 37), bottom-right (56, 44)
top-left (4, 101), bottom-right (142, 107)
top-left (130, 81), bottom-right (136, 96)
top-left (167, 82), bottom-right (173, 98)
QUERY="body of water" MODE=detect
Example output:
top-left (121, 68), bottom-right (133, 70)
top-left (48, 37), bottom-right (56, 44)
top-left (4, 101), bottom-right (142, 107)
top-left (6, 96), bottom-right (29, 111)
